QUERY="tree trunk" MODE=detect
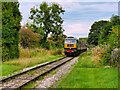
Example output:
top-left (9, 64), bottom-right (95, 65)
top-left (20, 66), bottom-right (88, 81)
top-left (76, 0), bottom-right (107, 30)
top-left (43, 33), bottom-right (48, 43)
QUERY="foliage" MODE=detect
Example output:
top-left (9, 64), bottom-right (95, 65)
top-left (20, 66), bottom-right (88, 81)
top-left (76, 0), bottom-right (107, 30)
top-left (48, 34), bottom-right (66, 48)
top-left (92, 45), bottom-right (106, 63)
top-left (101, 25), bottom-right (120, 65)
top-left (87, 15), bottom-right (120, 65)
top-left (98, 15), bottom-right (120, 44)
top-left (110, 15), bottom-right (120, 25)
top-left (79, 38), bottom-right (87, 42)
top-left (29, 2), bottom-right (65, 42)
top-left (2, 2), bottom-right (22, 61)
top-left (91, 25), bottom-right (119, 65)
top-left (52, 48), bottom-right (64, 55)
top-left (88, 15), bottom-right (120, 46)
top-left (79, 38), bottom-right (88, 47)
top-left (98, 22), bottom-right (112, 44)
top-left (104, 26), bottom-right (119, 64)
top-left (111, 25), bottom-right (120, 48)
top-left (87, 20), bottom-right (109, 45)
top-left (41, 41), bottom-right (53, 50)
top-left (19, 28), bottom-right (40, 48)
top-left (25, 22), bottom-right (45, 40)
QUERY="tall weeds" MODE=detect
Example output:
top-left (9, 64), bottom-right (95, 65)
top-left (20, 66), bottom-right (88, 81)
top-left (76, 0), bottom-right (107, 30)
top-left (4, 45), bottom-right (64, 67)
top-left (92, 45), bottom-right (107, 63)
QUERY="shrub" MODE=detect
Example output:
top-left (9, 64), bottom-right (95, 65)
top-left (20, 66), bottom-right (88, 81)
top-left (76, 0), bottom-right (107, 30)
top-left (94, 25), bottom-right (119, 65)
top-left (92, 45), bottom-right (106, 63)
top-left (41, 40), bottom-right (57, 50)
top-left (101, 26), bottom-right (119, 65)
top-left (19, 28), bottom-right (40, 48)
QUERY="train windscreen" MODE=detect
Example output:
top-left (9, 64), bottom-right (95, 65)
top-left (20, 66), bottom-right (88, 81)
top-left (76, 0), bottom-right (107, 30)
top-left (65, 40), bottom-right (76, 44)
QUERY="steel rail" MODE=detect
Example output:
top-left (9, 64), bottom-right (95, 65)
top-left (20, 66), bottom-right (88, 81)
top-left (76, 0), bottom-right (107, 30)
top-left (1, 57), bottom-right (66, 82)
top-left (2, 57), bottom-right (74, 89)
top-left (19, 57), bottom-right (74, 89)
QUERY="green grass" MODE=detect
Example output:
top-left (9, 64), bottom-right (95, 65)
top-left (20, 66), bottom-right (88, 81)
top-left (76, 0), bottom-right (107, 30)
top-left (57, 51), bottom-right (118, 88)
top-left (2, 55), bottom-right (64, 77)
top-left (57, 68), bottom-right (118, 88)
top-left (76, 51), bottom-right (102, 68)
top-left (1, 64), bottom-right (21, 77)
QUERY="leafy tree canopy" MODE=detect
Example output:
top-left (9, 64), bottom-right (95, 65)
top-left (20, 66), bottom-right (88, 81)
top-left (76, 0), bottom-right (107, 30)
top-left (29, 2), bottom-right (65, 42)
top-left (88, 15), bottom-right (120, 46)
top-left (88, 20), bottom-right (109, 45)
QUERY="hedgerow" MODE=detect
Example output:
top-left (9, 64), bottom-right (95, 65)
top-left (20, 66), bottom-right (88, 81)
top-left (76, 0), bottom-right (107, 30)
top-left (2, 2), bottom-right (22, 61)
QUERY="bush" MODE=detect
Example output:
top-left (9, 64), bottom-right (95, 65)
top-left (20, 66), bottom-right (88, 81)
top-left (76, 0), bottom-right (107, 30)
top-left (19, 28), bottom-right (40, 48)
top-left (94, 25), bottom-right (119, 65)
top-left (41, 41), bottom-right (57, 50)
top-left (92, 45), bottom-right (106, 63)
top-left (101, 26), bottom-right (119, 65)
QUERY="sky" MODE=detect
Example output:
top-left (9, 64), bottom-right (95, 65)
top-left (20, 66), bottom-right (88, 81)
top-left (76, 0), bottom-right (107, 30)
top-left (18, 1), bottom-right (118, 38)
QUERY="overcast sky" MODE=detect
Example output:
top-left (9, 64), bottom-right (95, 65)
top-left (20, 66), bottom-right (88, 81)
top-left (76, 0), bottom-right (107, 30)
top-left (18, 1), bottom-right (118, 38)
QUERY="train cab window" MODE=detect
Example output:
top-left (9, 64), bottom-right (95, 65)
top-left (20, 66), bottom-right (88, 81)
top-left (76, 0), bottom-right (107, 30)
top-left (65, 40), bottom-right (71, 43)
top-left (65, 40), bottom-right (76, 43)
top-left (71, 40), bottom-right (76, 43)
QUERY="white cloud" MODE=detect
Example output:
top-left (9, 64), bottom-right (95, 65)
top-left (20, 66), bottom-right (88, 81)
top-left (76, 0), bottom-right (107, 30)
top-left (57, 2), bottom-right (82, 12)
top-left (63, 22), bottom-right (90, 38)
top-left (58, 2), bottom-right (118, 12)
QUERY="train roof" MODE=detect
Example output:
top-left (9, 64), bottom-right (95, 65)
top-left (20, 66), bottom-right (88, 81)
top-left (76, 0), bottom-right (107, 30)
top-left (65, 37), bottom-right (78, 40)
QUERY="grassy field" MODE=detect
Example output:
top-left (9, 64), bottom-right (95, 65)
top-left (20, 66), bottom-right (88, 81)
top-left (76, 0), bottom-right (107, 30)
top-left (1, 49), bottom-right (64, 77)
top-left (57, 51), bottom-right (118, 88)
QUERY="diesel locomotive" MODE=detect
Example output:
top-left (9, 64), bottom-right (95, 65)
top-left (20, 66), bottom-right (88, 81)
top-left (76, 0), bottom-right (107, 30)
top-left (64, 37), bottom-right (87, 56)
top-left (64, 37), bottom-right (81, 56)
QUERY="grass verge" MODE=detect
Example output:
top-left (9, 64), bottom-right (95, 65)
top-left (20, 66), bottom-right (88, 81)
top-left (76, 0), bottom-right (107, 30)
top-left (57, 51), bottom-right (118, 88)
top-left (1, 55), bottom-right (64, 77)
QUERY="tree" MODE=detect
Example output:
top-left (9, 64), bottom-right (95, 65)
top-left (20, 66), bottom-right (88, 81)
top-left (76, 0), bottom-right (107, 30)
top-left (87, 20), bottom-right (109, 45)
top-left (88, 15), bottom-right (120, 46)
top-left (2, 2), bottom-right (22, 61)
top-left (98, 15), bottom-right (120, 44)
top-left (110, 15), bottom-right (120, 26)
top-left (98, 22), bottom-right (112, 44)
top-left (29, 2), bottom-right (65, 42)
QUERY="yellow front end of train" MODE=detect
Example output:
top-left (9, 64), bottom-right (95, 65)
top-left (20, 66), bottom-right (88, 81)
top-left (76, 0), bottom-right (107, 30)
top-left (64, 43), bottom-right (76, 48)
top-left (64, 37), bottom-right (78, 56)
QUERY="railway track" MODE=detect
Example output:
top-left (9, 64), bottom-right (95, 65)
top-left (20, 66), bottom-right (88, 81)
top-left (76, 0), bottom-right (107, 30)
top-left (1, 57), bottom-right (75, 89)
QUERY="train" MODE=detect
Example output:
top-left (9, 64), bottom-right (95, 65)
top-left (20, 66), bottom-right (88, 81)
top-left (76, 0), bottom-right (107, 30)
top-left (64, 37), bottom-right (87, 56)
